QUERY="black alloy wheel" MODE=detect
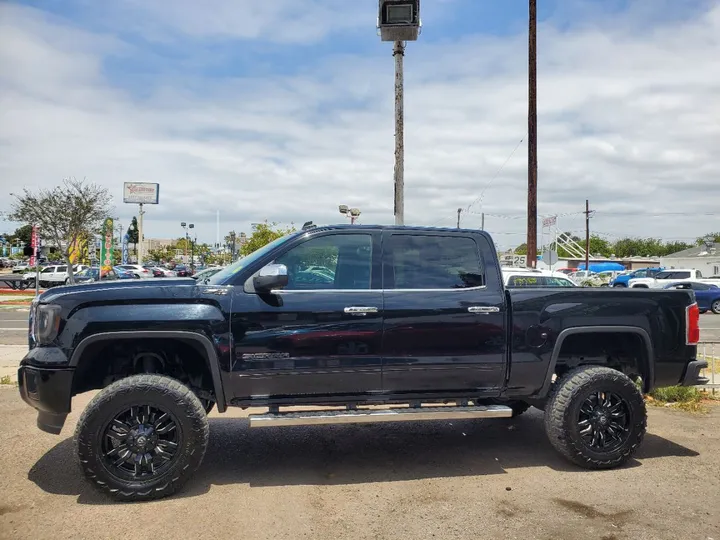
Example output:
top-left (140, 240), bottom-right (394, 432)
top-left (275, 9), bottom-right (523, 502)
top-left (101, 405), bottom-right (181, 479)
top-left (577, 391), bottom-right (630, 452)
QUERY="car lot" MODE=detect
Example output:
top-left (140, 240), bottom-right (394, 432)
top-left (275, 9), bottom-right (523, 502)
top-left (1, 306), bottom-right (719, 539)
top-left (0, 389), bottom-right (718, 540)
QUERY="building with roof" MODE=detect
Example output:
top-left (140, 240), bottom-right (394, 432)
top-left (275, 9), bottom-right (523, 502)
top-left (660, 243), bottom-right (720, 278)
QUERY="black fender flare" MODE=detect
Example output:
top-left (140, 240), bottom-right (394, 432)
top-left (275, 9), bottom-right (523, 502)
top-left (69, 331), bottom-right (227, 412)
top-left (536, 326), bottom-right (654, 397)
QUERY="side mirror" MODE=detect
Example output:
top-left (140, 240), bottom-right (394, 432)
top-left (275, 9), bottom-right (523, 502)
top-left (253, 264), bottom-right (288, 292)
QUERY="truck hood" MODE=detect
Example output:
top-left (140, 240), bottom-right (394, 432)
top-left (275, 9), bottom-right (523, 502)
top-left (36, 277), bottom-right (226, 306)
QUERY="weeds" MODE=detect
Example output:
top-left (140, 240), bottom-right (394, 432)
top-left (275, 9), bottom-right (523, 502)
top-left (646, 386), bottom-right (710, 413)
top-left (0, 375), bottom-right (14, 386)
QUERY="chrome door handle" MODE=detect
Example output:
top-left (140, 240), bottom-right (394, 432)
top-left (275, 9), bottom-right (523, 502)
top-left (344, 306), bottom-right (379, 316)
top-left (468, 306), bottom-right (500, 314)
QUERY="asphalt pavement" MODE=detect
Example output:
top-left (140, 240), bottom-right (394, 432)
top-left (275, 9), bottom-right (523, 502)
top-left (0, 389), bottom-right (718, 540)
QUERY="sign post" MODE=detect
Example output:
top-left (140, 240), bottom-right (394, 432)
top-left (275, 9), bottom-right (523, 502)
top-left (100, 218), bottom-right (114, 278)
top-left (31, 225), bottom-right (39, 296)
top-left (123, 182), bottom-right (159, 266)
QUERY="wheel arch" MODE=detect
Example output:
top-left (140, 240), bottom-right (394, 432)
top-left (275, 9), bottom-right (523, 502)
top-left (70, 331), bottom-right (227, 412)
top-left (539, 326), bottom-right (654, 396)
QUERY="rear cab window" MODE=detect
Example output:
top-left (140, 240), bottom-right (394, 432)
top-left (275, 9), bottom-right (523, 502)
top-left (384, 233), bottom-right (485, 289)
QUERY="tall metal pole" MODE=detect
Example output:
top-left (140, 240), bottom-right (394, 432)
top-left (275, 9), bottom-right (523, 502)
top-left (393, 40), bottom-right (405, 226)
top-left (585, 199), bottom-right (590, 273)
top-left (481, 212), bottom-right (485, 231)
top-left (456, 208), bottom-right (462, 228)
top-left (137, 203), bottom-right (144, 265)
top-left (527, 0), bottom-right (538, 268)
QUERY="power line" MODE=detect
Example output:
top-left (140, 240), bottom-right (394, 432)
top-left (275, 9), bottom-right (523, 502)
top-left (465, 137), bottom-right (525, 213)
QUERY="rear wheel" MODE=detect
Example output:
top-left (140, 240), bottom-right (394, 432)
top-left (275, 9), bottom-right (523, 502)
top-left (74, 374), bottom-right (209, 501)
top-left (613, 283), bottom-right (626, 288)
top-left (544, 366), bottom-right (645, 469)
top-left (712, 300), bottom-right (720, 315)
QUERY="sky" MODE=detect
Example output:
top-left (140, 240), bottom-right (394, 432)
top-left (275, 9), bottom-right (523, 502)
top-left (1, 0), bottom-right (719, 251)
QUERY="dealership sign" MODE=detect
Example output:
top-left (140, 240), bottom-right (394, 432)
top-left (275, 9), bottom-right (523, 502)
top-left (123, 182), bottom-right (159, 204)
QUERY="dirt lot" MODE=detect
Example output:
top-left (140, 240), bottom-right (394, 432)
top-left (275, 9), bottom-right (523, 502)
top-left (0, 388), bottom-right (718, 540)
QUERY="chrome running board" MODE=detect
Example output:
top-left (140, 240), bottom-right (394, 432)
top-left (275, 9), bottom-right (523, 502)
top-left (249, 405), bottom-right (513, 428)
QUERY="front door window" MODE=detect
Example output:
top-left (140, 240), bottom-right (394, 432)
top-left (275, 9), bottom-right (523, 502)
top-left (274, 234), bottom-right (372, 290)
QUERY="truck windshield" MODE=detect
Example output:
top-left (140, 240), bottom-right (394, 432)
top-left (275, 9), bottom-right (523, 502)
top-left (205, 232), bottom-right (300, 285)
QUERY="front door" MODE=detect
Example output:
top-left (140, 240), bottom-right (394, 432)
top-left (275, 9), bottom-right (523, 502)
top-left (229, 230), bottom-right (384, 401)
top-left (381, 231), bottom-right (506, 396)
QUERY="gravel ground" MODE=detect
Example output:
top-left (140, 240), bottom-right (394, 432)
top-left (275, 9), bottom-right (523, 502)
top-left (0, 388), bottom-right (718, 540)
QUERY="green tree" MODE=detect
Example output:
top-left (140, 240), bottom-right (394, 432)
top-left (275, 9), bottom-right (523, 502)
top-left (126, 217), bottom-right (139, 254)
top-left (8, 224), bottom-right (33, 246)
top-left (513, 243), bottom-right (528, 255)
top-left (696, 232), bottom-right (720, 246)
top-left (240, 222), bottom-right (296, 256)
top-left (9, 177), bottom-right (112, 283)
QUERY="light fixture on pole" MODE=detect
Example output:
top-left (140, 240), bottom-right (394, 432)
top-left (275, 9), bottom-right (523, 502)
top-left (339, 205), bottom-right (361, 224)
top-left (378, 0), bottom-right (420, 226)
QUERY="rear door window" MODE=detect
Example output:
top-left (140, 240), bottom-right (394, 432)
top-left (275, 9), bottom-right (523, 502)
top-left (385, 234), bottom-right (484, 289)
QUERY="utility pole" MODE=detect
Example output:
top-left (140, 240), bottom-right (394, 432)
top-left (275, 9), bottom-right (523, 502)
top-left (481, 212), bottom-right (485, 231)
top-left (527, 0), bottom-right (538, 268)
top-left (393, 40), bottom-right (405, 226)
top-left (585, 199), bottom-right (591, 273)
top-left (457, 208), bottom-right (462, 228)
top-left (137, 203), bottom-right (144, 265)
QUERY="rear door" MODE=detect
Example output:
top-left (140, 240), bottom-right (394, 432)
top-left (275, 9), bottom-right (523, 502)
top-left (381, 231), bottom-right (506, 395)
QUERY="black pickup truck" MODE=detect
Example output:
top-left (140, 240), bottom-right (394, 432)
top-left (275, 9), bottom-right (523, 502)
top-left (18, 225), bottom-right (706, 501)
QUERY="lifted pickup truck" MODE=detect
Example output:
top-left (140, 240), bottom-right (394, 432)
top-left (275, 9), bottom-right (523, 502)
top-left (18, 225), bottom-right (706, 501)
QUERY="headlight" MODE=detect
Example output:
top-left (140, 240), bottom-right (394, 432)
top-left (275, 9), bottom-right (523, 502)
top-left (33, 304), bottom-right (62, 345)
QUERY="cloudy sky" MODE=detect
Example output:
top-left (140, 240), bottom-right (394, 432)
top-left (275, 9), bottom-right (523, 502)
top-left (1, 0), bottom-right (719, 250)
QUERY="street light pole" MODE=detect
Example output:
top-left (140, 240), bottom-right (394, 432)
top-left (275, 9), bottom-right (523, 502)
top-left (378, 0), bottom-right (419, 227)
top-left (393, 40), bottom-right (405, 226)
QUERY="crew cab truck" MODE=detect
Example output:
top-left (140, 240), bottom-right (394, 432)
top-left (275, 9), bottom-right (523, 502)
top-left (18, 225), bottom-right (706, 501)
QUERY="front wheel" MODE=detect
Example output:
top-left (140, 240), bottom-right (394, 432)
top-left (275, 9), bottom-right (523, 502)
top-left (613, 283), bottom-right (626, 288)
top-left (74, 374), bottom-right (209, 501)
top-left (712, 300), bottom-right (720, 315)
top-left (544, 366), bottom-right (646, 469)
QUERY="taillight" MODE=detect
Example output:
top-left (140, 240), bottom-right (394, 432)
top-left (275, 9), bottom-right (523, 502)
top-left (142, 269), bottom-right (149, 273)
top-left (686, 303), bottom-right (700, 345)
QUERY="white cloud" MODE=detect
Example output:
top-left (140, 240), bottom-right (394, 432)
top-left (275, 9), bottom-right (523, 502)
top-left (1, 1), bottom-right (719, 250)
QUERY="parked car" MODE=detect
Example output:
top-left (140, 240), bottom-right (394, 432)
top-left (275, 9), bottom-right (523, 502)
top-left (12, 262), bottom-right (29, 273)
top-left (629, 269), bottom-right (720, 288)
top-left (18, 225), bottom-right (705, 501)
top-left (115, 264), bottom-right (154, 278)
top-left (663, 281), bottom-right (720, 314)
top-left (174, 265), bottom-right (192, 277)
top-left (113, 266), bottom-right (137, 279)
top-left (143, 265), bottom-right (176, 278)
top-left (610, 267), bottom-right (664, 288)
top-left (24, 264), bottom-right (90, 288)
top-left (502, 269), bottom-right (577, 288)
top-left (72, 267), bottom-right (139, 284)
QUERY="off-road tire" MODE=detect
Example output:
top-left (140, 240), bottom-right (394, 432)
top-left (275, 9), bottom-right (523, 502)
top-left (544, 366), bottom-right (646, 469)
top-left (74, 374), bottom-right (209, 501)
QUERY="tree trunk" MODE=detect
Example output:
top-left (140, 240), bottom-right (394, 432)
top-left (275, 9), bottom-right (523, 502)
top-left (65, 252), bottom-right (74, 285)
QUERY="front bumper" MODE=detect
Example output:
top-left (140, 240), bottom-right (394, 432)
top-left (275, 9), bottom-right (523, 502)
top-left (18, 349), bottom-right (74, 434)
top-left (680, 360), bottom-right (709, 386)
